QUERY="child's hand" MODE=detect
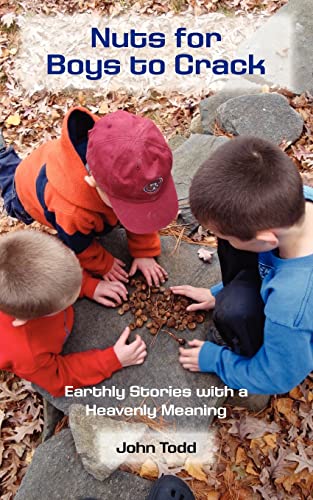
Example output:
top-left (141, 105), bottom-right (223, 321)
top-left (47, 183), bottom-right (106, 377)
top-left (170, 285), bottom-right (215, 311)
top-left (179, 339), bottom-right (204, 372)
top-left (114, 327), bottom-right (147, 367)
top-left (93, 280), bottom-right (128, 307)
top-left (103, 258), bottom-right (129, 283)
top-left (129, 257), bottom-right (168, 287)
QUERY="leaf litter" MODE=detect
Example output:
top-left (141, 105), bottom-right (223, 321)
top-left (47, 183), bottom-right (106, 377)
top-left (0, 1), bottom-right (312, 499)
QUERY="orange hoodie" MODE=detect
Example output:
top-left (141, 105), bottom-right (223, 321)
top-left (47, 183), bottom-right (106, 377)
top-left (15, 107), bottom-right (161, 275)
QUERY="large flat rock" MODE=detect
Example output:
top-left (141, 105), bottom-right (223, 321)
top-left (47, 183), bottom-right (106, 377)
top-left (235, 0), bottom-right (313, 93)
top-left (172, 134), bottom-right (229, 205)
top-left (15, 429), bottom-right (151, 500)
top-left (200, 80), bottom-right (262, 135)
top-left (34, 232), bottom-right (225, 431)
top-left (216, 93), bottom-right (303, 144)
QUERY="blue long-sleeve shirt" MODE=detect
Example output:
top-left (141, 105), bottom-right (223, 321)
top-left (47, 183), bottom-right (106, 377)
top-left (199, 186), bottom-right (313, 394)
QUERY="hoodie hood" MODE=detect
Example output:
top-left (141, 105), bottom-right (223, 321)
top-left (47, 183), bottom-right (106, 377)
top-left (46, 106), bottom-right (108, 212)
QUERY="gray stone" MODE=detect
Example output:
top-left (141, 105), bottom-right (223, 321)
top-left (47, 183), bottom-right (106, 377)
top-left (235, 0), bottom-right (313, 93)
top-left (15, 429), bottom-right (151, 500)
top-left (216, 93), bottom-right (303, 144)
top-left (34, 232), bottom-right (225, 431)
top-left (189, 115), bottom-right (204, 135)
top-left (200, 81), bottom-right (262, 134)
top-left (70, 405), bottom-right (148, 480)
top-left (172, 134), bottom-right (229, 205)
top-left (168, 134), bottom-right (186, 151)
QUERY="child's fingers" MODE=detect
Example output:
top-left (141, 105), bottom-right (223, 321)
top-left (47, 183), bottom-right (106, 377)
top-left (129, 262), bottom-right (137, 276)
top-left (188, 339), bottom-right (203, 347)
top-left (155, 266), bottom-right (166, 283)
top-left (186, 302), bottom-right (206, 312)
top-left (136, 349), bottom-right (147, 360)
top-left (117, 326), bottom-right (131, 344)
top-left (116, 258), bottom-right (126, 267)
top-left (136, 356), bottom-right (146, 365)
top-left (142, 270), bottom-right (153, 287)
top-left (112, 270), bottom-right (129, 283)
top-left (157, 264), bottom-right (168, 278)
top-left (170, 285), bottom-right (193, 297)
top-left (104, 290), bottom-right (122, 304)
top-left (150, 269), bottom-right (161, 287)
top-left (135, 344), bottom-right (147, 357)
top-left (110, 281), bottom-right (128, 293)
top-left (129, 334), bottom-right (143, 349)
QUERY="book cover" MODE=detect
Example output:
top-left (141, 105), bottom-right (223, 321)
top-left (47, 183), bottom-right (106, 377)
top-left (0, 1), bottom-right (312, 499)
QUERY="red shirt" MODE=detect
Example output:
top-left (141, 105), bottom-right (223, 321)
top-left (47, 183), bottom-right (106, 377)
top-left (0, 273), bottom-right (122, 397)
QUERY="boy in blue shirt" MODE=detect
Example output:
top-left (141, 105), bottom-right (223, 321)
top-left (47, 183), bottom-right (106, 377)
top-left (172, 136), bottom-right (313, 394)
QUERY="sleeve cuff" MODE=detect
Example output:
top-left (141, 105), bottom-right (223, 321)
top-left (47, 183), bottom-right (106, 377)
top-left (211, 281), bottom-right (224, 297)
top-left (80, 272), bottom-right (101, 299)
top-left (102, 346), bottom-right (123, 374)
top-left (199, 341), bottom-right (227, 372)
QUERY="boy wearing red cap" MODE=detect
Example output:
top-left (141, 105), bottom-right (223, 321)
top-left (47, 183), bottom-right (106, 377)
top-left (0, 108), bottom-right (178, 297)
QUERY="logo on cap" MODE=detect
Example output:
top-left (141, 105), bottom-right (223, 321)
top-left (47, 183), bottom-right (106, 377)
top-left (143, 177), bottom-right (163, 194)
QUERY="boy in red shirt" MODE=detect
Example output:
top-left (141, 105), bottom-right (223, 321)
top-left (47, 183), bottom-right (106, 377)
top-left (0, 230), bottom-right (147, 397)
top-left (0, 108), bottom-right (178, 295)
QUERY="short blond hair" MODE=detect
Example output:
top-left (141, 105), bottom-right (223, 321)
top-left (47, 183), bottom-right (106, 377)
top-left (0, 230), bottom-right (82, 319)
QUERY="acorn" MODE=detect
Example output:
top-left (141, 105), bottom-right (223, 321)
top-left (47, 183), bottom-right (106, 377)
top-left (196, 314), bottom-right (205, 323)
top-left (187, 322), bottom-right (197, 330)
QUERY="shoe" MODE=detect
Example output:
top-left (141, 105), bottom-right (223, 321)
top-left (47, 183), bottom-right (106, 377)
top-left (147, 475), bottom-right (195, 500)
top-left (0, 129), bottom-right (6, 152)
top-left (206, 324), bottom-right (228, 347)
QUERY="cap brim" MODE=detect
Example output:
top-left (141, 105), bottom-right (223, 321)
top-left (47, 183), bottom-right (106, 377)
top-left (108, 176), bottom-right (178, 234)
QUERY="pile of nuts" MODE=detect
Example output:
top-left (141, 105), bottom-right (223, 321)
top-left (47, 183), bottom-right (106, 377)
top-left (118, 278), bottom-right (205, 337)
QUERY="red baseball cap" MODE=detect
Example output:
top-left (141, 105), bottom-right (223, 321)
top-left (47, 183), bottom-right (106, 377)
top-left (86, 110), bottom-right (178, 234)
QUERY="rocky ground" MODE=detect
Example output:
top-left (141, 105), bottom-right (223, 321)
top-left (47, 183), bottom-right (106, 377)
top-left (1, 1), bottom-right (313, 499)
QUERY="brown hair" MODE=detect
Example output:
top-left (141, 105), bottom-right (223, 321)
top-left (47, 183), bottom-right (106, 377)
top-left (0, 230), bottom-right (82, 318)
top-left (190, 136), bottom-right (305, 240)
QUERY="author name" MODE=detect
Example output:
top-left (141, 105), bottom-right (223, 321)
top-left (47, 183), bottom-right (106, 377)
top-left (116, 441), bottom-right (197, 454)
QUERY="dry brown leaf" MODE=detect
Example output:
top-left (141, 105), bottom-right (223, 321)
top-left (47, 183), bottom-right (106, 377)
top-left (245, 461), bottom-right (259, 476)
top-left (140, 458), bottom-right (159, 478)
top-left (98, 101), bottom-right (109, 115)
top-left (275, 398), bottom-right (298, 425)
top-left (235, 446), bottom-right (247, 464)
top-left (207, 491), bottom-right (219, 500)
top-left (5, 114), bottom-right (20, 126)
top-left (289, 386), bottom-right (305, 401)
top-left (184, 457), bottom-right (207, 482)
top-left (263, 433), bottom-right (277, 449)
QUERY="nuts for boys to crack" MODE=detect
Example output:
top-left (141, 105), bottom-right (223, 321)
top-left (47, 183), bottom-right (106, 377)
top-left (117, 278), bottom-right (205, 338)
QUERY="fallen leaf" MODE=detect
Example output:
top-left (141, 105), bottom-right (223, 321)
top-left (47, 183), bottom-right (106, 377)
top-left (263, 433), bottom-right (277, 449)
top-left (184, 457), bottom-right (207, 482)
top-left (207, 491), bottom-right (219, 500)
top-left (235, 446), bottom-right (247, 464)
top-left (5, 114), bottom-right (21, 126)
top-left (1, 12), bottom-right (16, 28)
top-left (229, 416), bottom-right (280, 440)
top-left (140, 458), bottom-right (158, 479)
top-left (275, 398), bottom-right (298, 425)
top-left (198, 247), bottom-right (215, 263)
top-left (246, 461), bottom-right (259, 476)
top-left (98, 101), bottom-right (109, 114)
top-left (285, 443), bottom-right (313, 474)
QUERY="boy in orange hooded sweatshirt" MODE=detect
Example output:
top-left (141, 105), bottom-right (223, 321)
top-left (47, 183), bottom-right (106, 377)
top-left (0, 108), bottom-right (178, 304)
